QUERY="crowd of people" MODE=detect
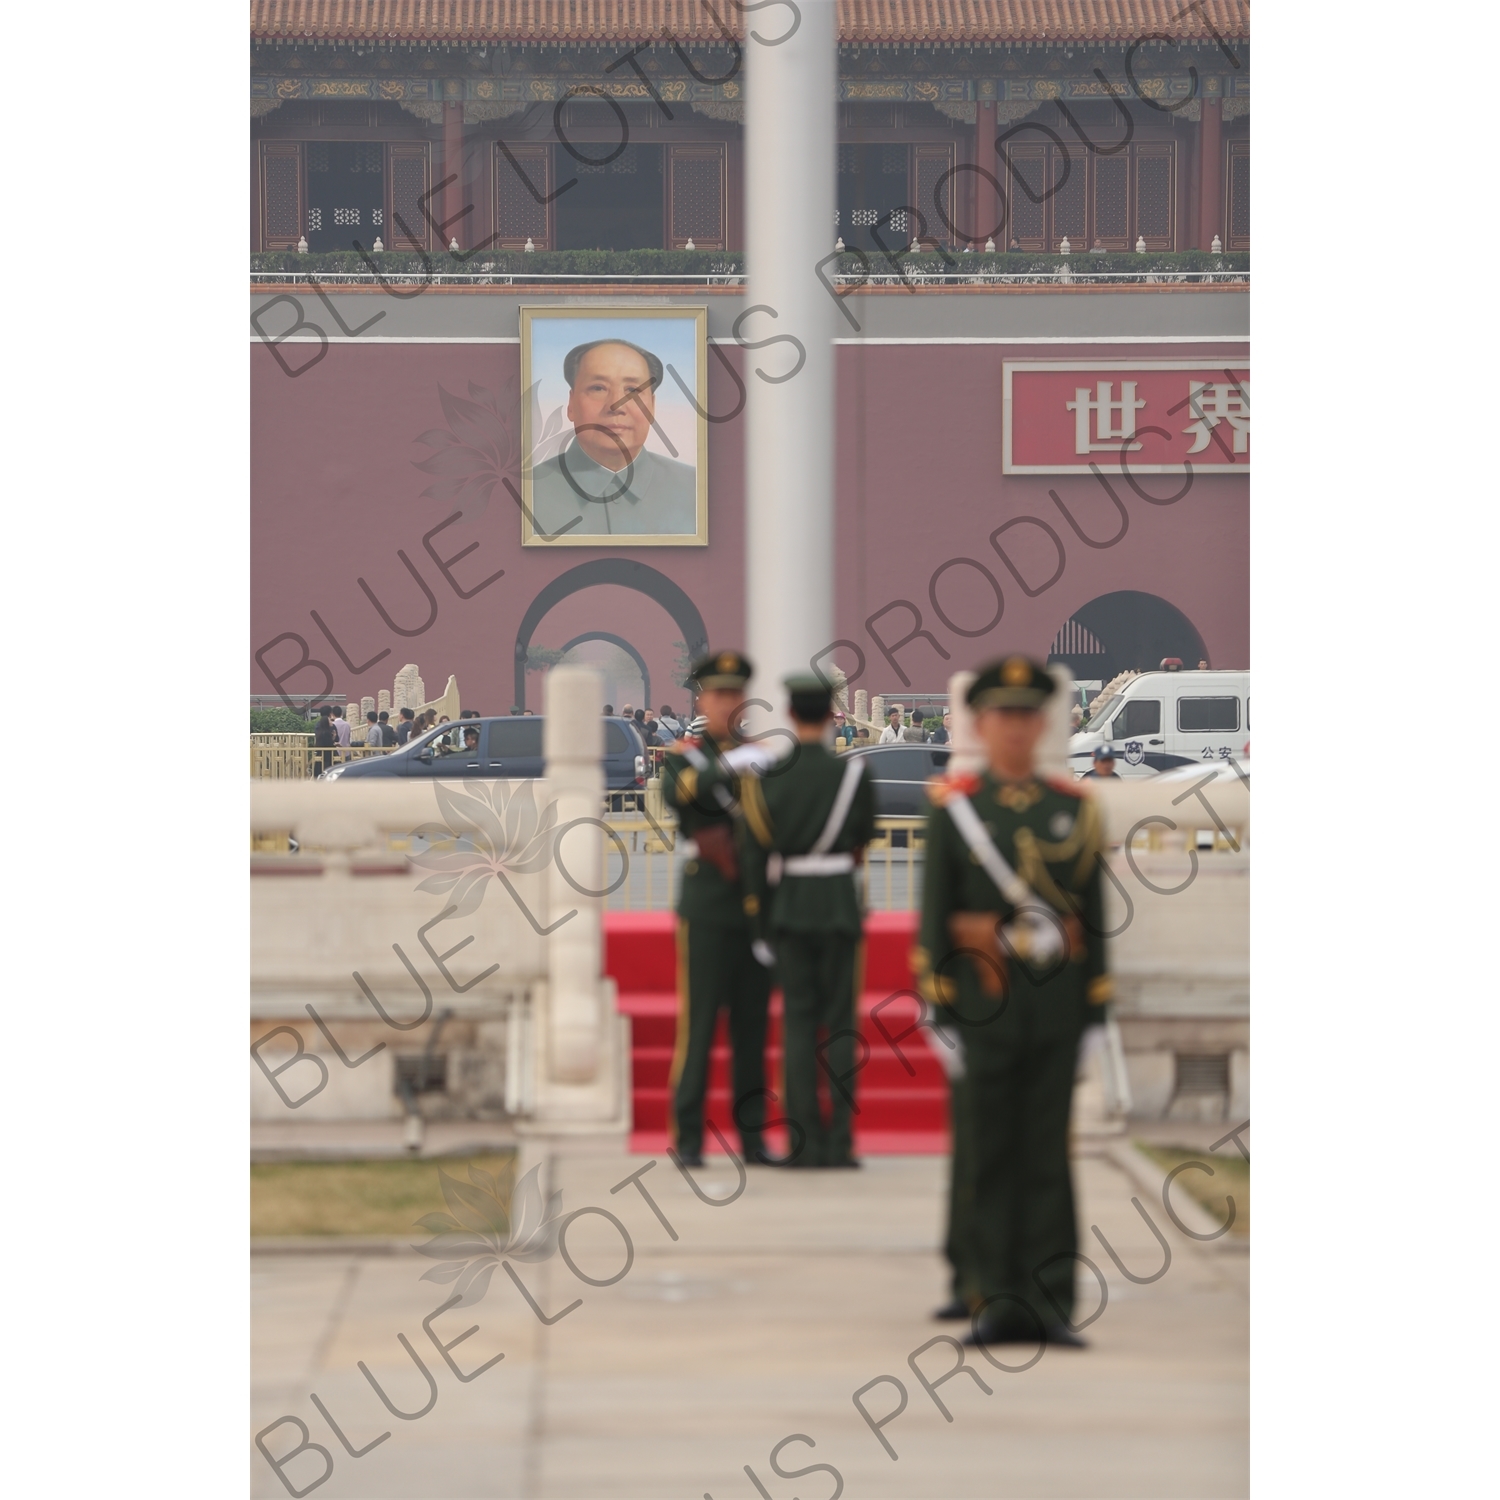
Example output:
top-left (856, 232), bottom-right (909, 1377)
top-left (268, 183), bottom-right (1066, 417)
top-left (308, 694), bottom-right (961, 770)
top-left (598, 699), bottom-right (955, 752)
top-left (877, 704), bottom-right (953, 745)
top-left (601, 702), bottom-right (691, 746)
top-left (310, 703), bottom-right (466, 773)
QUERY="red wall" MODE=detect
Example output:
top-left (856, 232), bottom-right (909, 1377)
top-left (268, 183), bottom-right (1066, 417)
top-left (251, 338), bottom-right (1247, 713)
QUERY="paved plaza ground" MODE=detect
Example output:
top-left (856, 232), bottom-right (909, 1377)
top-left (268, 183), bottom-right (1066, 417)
top-left (252, 1143), bottom-right (1247, 1498)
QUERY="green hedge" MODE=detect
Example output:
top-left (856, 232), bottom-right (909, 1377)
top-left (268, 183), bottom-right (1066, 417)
top-left (252, 248), bottom-right (744, 277)
top-left (251, 707), bottom-right (316, 735)
top-left (833, 248), bottom-right (1248, 277)
top-left (251, 248), bottom-right (1247, 279)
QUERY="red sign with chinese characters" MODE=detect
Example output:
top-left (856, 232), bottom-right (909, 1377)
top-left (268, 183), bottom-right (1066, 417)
top-left (1003, 360), bottom-right (1251, 475)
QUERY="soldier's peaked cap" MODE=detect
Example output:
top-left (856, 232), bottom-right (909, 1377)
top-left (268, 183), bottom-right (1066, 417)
top-left (690, 650), bottom-right (752, 690)
top-left (783, 673), bottom-right (833, 721)
top-left (967, 656), bottom-right (1057, 710)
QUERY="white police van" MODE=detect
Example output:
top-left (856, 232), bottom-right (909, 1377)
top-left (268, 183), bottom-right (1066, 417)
top-left (1067, 668), bottom-right (1249, 778)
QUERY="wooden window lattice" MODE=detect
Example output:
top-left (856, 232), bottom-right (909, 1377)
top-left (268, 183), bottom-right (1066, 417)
top-left (668, 145), bottom-right (725, 249)
top-left (1093, 154), bottom-right (1129, 246)
top-left (913, 145), bottom-right (954, 243)
top-left (1135, 147), bottom-right (1175, 246)
top-left (1004, 144), bottom-right (1046, 247)
top-left (261, 143), bottom-right (303, 249)
top-left (388, 145), bottom-right (429, 250)
top-left (1050, 147), bottom-right (1088, 247)
top-left (495, 143), bottom-right (551, 247)
top-left (1226, 141), bottom-right (1250, 251)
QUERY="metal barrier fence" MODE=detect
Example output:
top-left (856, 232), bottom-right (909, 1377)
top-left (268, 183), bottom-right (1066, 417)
top-left (249, 740), bottom-right (663, 786)
top-left (249, 739), bottom-right (397, 779)
top-left (597, 813), bottom-right (928, 913)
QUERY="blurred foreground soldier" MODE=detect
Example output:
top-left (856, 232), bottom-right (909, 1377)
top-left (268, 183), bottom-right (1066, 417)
top-left (1082, 745), bottom-right (1117, 779)
top-left (661, 652), bottom-right (778, 1168)
top-left (915, 657), bottom-right (1111, 1348)
top-left (740, 677), bottom-right (877, 1167)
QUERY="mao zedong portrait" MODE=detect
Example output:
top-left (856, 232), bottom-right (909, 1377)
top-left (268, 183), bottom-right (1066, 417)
top-left (529, 339), bottom-right (698, 537)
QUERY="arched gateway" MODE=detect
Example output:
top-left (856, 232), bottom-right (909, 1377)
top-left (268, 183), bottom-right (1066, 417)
top-left (513, 560), bottom-right (709, 712)
top-left (1048, 590), bottom-right (1209, 683)
top-left (561, 632), bottom-right (653, 709)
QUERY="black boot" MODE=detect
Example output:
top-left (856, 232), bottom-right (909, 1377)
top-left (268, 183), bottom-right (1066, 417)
top-left (932, 1298), bottom-right (969, 1321)
top-left (962, 1310), bottom-right (1045, 1348)
top-left (1042, 1322), bottom-right (1089, 1349)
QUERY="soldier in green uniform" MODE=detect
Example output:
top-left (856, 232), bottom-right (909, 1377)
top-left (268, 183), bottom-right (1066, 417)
top-left (739, 676), bottom-right (877, 1167)
top-left (660, 651), bottom-right (777, 1168)
top-left (913, 657), bottom-right (1112, 1347)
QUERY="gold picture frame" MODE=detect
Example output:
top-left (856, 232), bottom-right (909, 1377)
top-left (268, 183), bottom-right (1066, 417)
top-left (519, 305), bottom-right (709, 547)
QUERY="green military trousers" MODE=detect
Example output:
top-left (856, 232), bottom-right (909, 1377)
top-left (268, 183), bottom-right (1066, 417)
top-left (944, 1071), bottom-right (970, 1300)
top-left (951, 981), bottom-right (1088, 1327)
top-left (669, 919), bottom-right (772, 1160)
top-left (775, 932), bottom-right (863, 1167)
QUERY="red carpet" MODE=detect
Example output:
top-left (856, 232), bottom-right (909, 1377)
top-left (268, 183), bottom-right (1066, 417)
top-left (605, 911), bottom-right (950, 1155)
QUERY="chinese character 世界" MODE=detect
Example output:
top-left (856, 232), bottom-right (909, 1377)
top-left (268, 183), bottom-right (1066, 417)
top-left (1183, 380), bottom-right (1250, 455)
top-left (1065, 381), bottom-right (1145, 455)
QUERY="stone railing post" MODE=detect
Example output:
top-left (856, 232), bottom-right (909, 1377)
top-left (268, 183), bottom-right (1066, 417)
top-left (544, 665), bottom-right (605, 1083)
top-left (1038, 664), bottom-right (1074, 777)
top-left (946, 672), bottom-right (983, 777)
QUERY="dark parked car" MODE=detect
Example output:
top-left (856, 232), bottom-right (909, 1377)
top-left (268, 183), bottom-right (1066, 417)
top-left (847, 743), bottom-right (952, 817)
top-left (321, 716), bottom-right (648, 790)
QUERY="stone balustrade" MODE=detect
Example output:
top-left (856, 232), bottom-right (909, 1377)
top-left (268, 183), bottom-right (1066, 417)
top-left (250, 664), bottom-right (630, 1157)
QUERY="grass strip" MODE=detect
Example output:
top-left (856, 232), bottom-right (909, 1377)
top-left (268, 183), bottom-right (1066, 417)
top-left (1135, 1144), bottom-right (1249, 1236)
top-left (252, 1151), bottom-right (517, 1239)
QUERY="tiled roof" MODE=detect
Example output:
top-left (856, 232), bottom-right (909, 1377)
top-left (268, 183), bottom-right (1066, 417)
top-left (249, 1), bottom-right (1250, 45)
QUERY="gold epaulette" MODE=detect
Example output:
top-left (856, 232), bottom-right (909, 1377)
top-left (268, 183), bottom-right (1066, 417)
top-left (925, 771), bottom-right (980, 809)
top-left (1043, 774), bottom-right (1088, 800)
top-left (910, 944), bottom-right (957, 1005)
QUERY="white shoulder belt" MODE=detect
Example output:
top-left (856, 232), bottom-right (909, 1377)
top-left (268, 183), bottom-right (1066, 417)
top-left (767, 756), bottom-right (866, 885)
top-left (944, 789), bottom-right (1067, 964)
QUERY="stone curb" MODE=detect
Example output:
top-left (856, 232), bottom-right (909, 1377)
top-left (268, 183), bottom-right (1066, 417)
top-left (1103, 1139), bottom-right (1249, 1253)
top-left (252, 1237), bottom-right (419, 1255)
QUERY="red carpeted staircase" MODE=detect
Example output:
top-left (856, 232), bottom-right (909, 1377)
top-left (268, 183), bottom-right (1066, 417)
top-left (605, 911), bottom-right (950, 1155)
